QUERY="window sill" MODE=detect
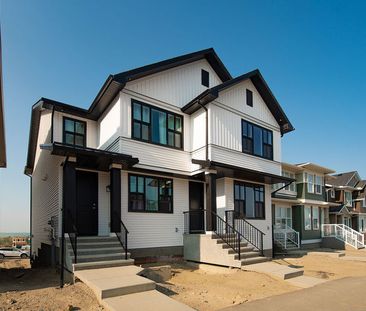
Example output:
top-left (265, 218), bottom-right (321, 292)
top-left (128, 209), bottom-right (174, 214)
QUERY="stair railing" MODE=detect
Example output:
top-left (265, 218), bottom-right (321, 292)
top-left (113, 211), bottom-right (129, 260)
top-left (183, 209), bottom-right (244, 260)
top-left (322, 224), bottom-right (365, 249)
top-left (273, 224), bottom-right (300, 249)
top-left (225, 210), bottom-right (265, 255)
top-left (67, 210), bottom-right (78, 264)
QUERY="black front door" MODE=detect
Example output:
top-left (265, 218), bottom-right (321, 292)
top-left (189, 181), bottom-right (204, 233)
top-left (76, 171), bottom-right (98, 236)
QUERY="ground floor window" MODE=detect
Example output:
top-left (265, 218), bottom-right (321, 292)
top-left (129, 174), bottom-right (173, 213)
top-left (234, 181), bottom-right (265, 219)
top-left (275, 207), bottom-right (292, 228)
top-left (304, 206), bottom-right (320, 230)
top-left (360, 218), bottom-right (366, 232)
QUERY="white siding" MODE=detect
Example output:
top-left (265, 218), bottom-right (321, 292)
top-left (98, 172), bottom-right (110, 236)
top-left (121, 171), bottom-right (189, 249)
top-left (222, 178), bottom-right (273, 251)
top-left (98, 96), bottom-right (121, 148)
top-left (216, 79), bottom-right (279, 128)
top-left (53, 111), bottom-right (98, 148)
top-left (32, 111), bottom-right (63, 256)
top-left (126, 59), bottom-right (222, 108)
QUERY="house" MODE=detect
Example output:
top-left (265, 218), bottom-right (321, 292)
top-left (272, 162), bottom-right (335, 250)
top-left (25, 48), bottom-right (294, 272)
top-left (12, 236), bottom-right (30, 248)
top-left (326, 171), bottom-right (366, 233)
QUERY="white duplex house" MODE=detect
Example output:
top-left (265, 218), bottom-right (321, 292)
top-left (25, 48), bottom-right (294, 271)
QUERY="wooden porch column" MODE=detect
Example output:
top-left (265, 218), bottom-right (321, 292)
top-left (205, 172), bottom-right (217, 231)
top-left (63, 160), bottom-right (76, 233)
top-left (110, 167), bottom-right (121, 233)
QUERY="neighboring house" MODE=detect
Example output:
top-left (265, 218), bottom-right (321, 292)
top-left (272, 162), bottom-right (335, 250)
top-left (12, 236), bottom-right (29, 248)
top-left (25, 48), bottom-right (294, 270)
top-left (326, 171), bottom-right (366, 233)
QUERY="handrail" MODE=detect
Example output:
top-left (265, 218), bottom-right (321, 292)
top-left (183, 209), bottom-right (245, 260)
top-left (274, 224), bottom-right (300, 249)
top-left (113, 211), bottom-right (129, 260)
top-left (225, 210), bottom-right (265, 255)
top-left (66, 210), bottom-right (78, 263)
top-left (322, 224), bottom-right (365, 249)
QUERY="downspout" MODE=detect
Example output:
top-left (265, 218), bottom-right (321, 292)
top-left (25, 173), bottom-right (32, 261)
top-left (50, 105), bottom-right (55, 143)
top-left (60, 156), bottom-right (69, 288)
top-left (197, 101), bottom-right (208, 161)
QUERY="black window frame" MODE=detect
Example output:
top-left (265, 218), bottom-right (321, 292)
top-left (63, 117), bottom-right (87, 147)
top-left (234, 181), bottom-right (265, 220)
top-left (131, 99), bottom-right (184, 150)
top-left (201, 69), bottom-right (209, 87)
top-left (246, 89), bottom-right (253, 107)
top-left (128, 174), bottom-right (174, 214)
top-left (242, 119), bottom-right (273, 160)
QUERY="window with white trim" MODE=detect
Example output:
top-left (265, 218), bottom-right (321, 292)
top-left (304, 206), bottom-right (320, 230)
top-left (282, 171), bottom-right (296, 192)
top-left (275, 207), bottom-right (292, 228)
top-left (306, 173), bottom-right (314, 193)
top-left (330, 189), bottom-right (335, 198)
top-left (344, 191), bottom-right (352, 207)
top-left (315, 176), bottom-right (322, 194)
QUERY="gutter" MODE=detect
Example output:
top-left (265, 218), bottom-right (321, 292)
top-left (271, 180), bottom-right (295, 197)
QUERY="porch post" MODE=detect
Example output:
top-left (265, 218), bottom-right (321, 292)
top-left (205, 172), bottom-right (217, 231)
top-left (110, 167), bottom-right (121, 233)
top-left (63, 160), bottom-right (76, 233)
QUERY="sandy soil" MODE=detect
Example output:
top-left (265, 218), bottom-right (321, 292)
top-left (0, 259), bottom-right (103, 311)
top-left (155, 263), bottom-right (298, 311)
top-left (273, 249), bottom-right (366, 280)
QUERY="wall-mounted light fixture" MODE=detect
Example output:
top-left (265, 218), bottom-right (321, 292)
top-left (106, 185), bottom-right (111, 192)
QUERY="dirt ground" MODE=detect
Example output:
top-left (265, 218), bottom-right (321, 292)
top-left (155, 263), bottom-right (298, 311)
top-left (0, 259), bottom-right (103, 311)
top-left (273, 249), bottom-right (366, 280)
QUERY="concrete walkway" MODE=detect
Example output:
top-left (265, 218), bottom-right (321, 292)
top-left (222, 277), bottom-right (366, 311)
top-left (75, 265), bottom-right (194, 311)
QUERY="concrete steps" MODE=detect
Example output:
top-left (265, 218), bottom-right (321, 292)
top-left (103, 290), bottom-right (195, 311)
top-left (73, 259), bottom-right (135, 271)
top-left (241, 256), bottom-right (268, 266)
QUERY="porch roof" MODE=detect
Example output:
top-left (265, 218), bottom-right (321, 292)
top-left (192, 160), bottom-right (294, 185)
top-left (40, 142), bottom-right (139, 171)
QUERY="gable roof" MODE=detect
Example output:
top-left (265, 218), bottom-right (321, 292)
top-left (326, 171), bottom-right (361, 188)
top-left (181, 69), bottom-right (294, 135)
top-left (296, 162), bottom-right (335, 174)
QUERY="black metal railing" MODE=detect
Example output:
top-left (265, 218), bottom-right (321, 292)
top-left (67, 210), bottom-right (78, 263)
top-left (225, 210), bottom-right (265, 255)
top-left (183, 209), bottom-right (243, 260)
top-left (114, 212), bottom-right (129, 260)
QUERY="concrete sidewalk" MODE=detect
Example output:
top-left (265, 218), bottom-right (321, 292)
top-left (222, 277), bottom-right (366, 311)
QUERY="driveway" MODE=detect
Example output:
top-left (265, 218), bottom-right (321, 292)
top-left (222, 277), bottom-right (366, 311)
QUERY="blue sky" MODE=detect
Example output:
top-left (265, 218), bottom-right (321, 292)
top-left (1, 0), bottom-right (366, 232)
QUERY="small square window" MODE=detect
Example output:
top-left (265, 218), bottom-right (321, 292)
top-left (201, 69), bottom-right (209, 87)
top-left (246, 89), bottom-right (253, 107)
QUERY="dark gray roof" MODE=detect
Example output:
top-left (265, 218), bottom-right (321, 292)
top-left (326, 171), bottom-right (359, 187)
top-left (329, 205), bottom-right (349, 214)
top-left (181, 69), bottom-right (294, 135)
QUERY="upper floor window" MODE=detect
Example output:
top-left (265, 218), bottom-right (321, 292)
top-left (129, 174), bottom-right (173, 213)
top-left (344, 191), bottom-right (352, 207)
top-left (201, 69), bottom-right (209, 87)
top-left (63, 117), bottom-right (86, 147)
top-left (132, 100), bottom-right (183, 149)
top-left (246, 89), bottom-right (253, 107)
top-left (283, 171), bottom-right (296, 192)
top-left (305, 173), bottom-right (322, 194)
top-left (242, 120), bottom-right (273, 160)
top-left (330, 189), bottom-right (335, 198)
top-left (234, 181), bottom-right (265, 219)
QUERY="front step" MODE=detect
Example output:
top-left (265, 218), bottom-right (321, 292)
top-left (234, 251), bottom-right (261, 260)
top-left (73, 252), bottom-right (131, 263)
top-left (73, 259), bottom-right (135, 271)
top-left (69, 247), bottom-right (126, 256)
top-left (241, 256), bottom-right (268, 266)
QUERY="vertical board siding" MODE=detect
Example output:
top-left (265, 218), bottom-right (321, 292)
top-left (98, 96), bottom-right (121, 148)
top-left (32, 111), bottom-right (63, 256)
top-left (222, 178), bottom-right (273, 251)
top-left (126, 59), bottom-right (222, 108)
top-left (98, 172), bottom-right (110, 236)
top-left (121, 171), bottom-right (189, 249)
top-left (217, 79), bottom-right (279, 127)
top-left (53, 111), bottom-right (98, 148)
